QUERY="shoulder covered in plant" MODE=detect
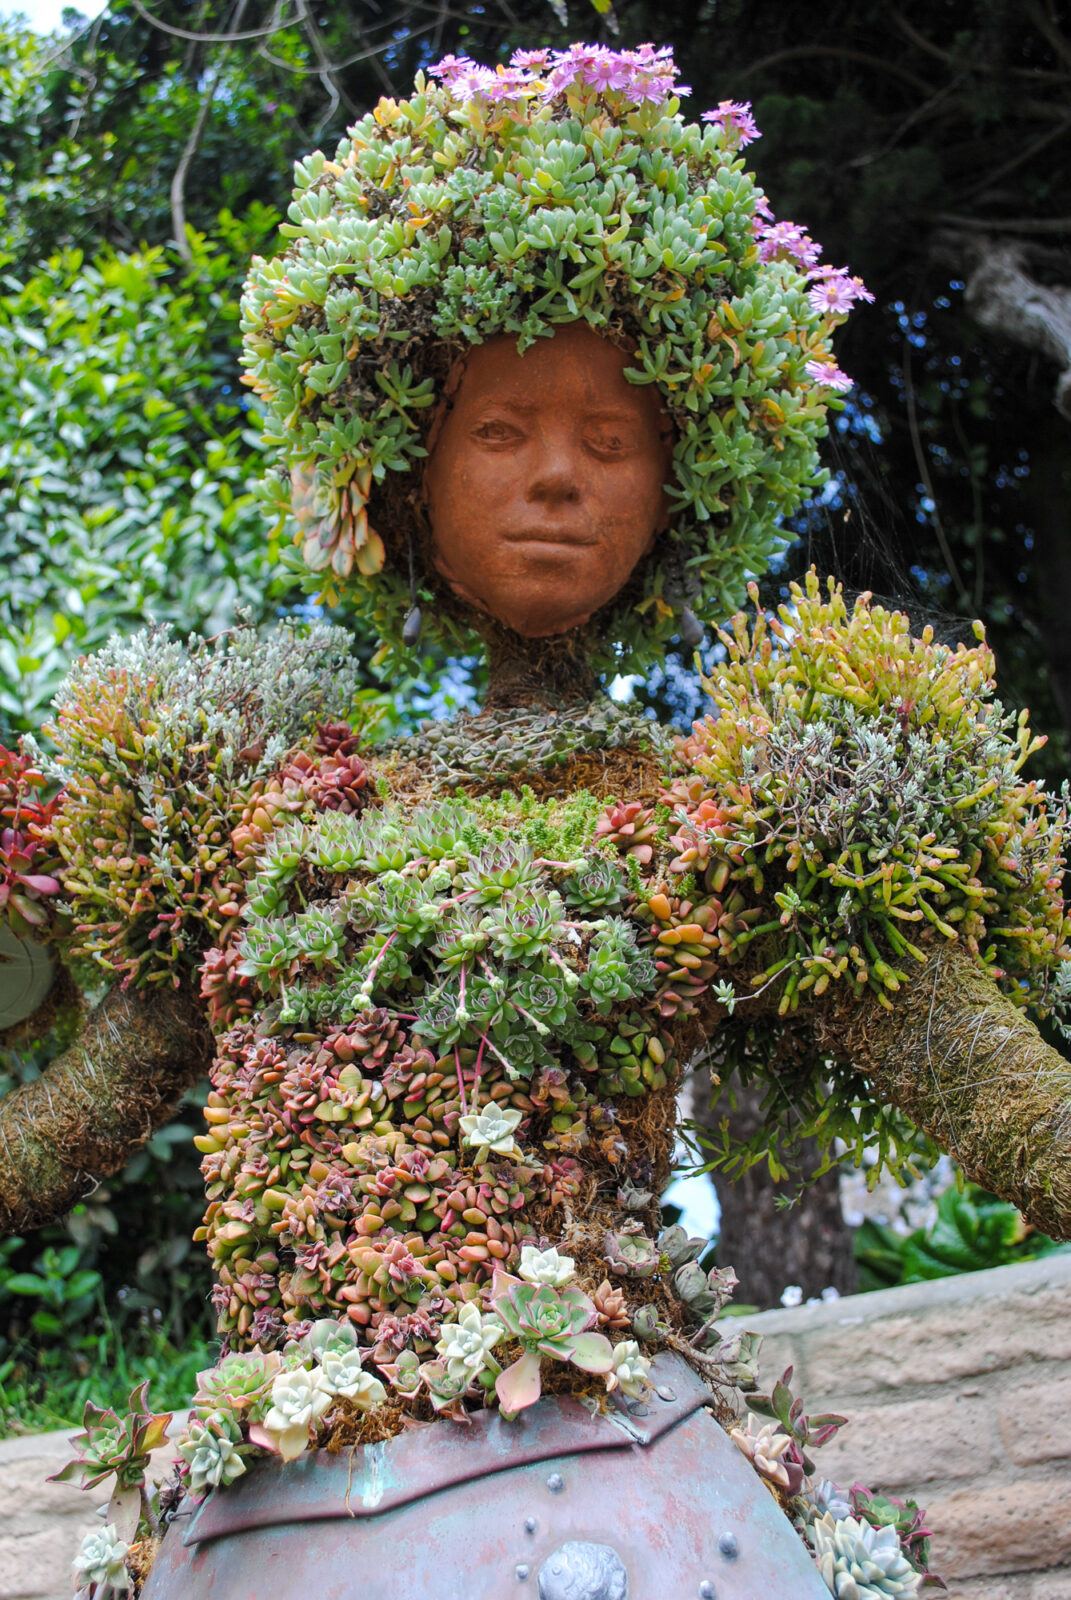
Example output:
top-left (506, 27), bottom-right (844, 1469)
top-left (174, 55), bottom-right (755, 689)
top-left (0, 619), bottom-right (386, 1232)
top-left (620, 573), bottom-right (1071, 1236)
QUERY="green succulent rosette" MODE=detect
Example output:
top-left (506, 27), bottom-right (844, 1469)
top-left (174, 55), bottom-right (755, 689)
top-left (240, 43), bottom-right (869, 671)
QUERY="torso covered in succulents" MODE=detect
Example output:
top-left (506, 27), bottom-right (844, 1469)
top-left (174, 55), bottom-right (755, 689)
top-left (196, 722), bottom-right (721, 1386)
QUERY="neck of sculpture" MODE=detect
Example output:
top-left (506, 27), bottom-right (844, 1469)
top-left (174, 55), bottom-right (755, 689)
top-left (481, 625), bottom-right (600, 712)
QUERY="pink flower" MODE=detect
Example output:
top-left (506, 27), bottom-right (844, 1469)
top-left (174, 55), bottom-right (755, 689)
top-left (632, 72), bottom-right (688, 101)
top-left (510, 48), bottom-right (551, 69)
top-left (807, 268), bottom-right (874, 317)
top-left (753, 192), bottom-right (774, 223)
top-left (482, 66), bottom-right (535, 102)
top-left (758, 220), bottom-right (822, 268)
top-left (581, 48), bottom-right (633, 93)
top-left (428, 54), bottom-right (475, 82)
top-left (627, 42), bottom-right (675, 64)
top-left (450, 65), bottom-right (500, 104)
top-left (701, 99), bottom-right (760, 146)
top-left (805, 359), bottom-right (853, 392)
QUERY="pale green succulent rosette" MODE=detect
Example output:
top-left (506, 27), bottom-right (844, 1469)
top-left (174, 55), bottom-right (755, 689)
top-left (240, 44), bottom-right (867, 671)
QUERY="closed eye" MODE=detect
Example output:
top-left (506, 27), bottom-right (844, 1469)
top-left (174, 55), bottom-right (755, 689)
top-left (472, 419), bottom-right (524, 445)
top-left (586, 430), bottom-right (635, 458)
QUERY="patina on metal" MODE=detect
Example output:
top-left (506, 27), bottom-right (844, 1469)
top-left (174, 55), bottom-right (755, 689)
top-left (143, 1355), bottom-right (828, 1600)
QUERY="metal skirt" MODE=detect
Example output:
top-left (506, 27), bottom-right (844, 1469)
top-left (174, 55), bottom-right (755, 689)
top-left (143, 1353), bottom-right (829, 1600)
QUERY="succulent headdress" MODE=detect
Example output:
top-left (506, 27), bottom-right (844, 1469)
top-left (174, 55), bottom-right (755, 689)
top-left (241, 42), bottom-right (870, 669)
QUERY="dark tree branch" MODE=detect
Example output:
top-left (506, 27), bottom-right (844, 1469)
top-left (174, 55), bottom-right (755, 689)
top-left (125, 0), bottom-right (301, 45)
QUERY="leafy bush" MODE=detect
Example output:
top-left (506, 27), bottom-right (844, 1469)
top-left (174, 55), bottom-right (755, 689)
top-left (854, 1181), bottom-right (1070, 1292)
top-left (0, 221), bottom-right (289, 738)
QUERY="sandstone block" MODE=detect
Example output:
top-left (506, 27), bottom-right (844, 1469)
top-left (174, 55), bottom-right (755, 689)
top-left (998, 1377), bottom-right (1071, 1467)
top-left (811, 1390), bottom-right (997, 1491)
top-left (927, 1478), bottom-right (1071, 1579)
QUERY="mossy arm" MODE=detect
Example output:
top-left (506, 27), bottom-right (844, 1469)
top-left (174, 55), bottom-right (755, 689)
top-left (821, 944), bottom-right (1071, 1241)
top-left (0, 986), bottom-right (212, 1233)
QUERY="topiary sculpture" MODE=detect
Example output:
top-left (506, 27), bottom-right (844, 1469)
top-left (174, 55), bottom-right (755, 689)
top-left (3, 39), bottom-right (1066, 1600)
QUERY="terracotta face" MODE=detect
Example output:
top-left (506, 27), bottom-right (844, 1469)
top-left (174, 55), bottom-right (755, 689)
top-left (423, 322), bottom-right (673, 638)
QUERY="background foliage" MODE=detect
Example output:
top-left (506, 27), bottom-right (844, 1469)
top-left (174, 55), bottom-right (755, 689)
top-left (1, 0), bottom-right (1069, 1423)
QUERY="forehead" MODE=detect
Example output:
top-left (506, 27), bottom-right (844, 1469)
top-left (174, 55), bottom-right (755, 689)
top-left (449, 325), bottom-right (661, 419)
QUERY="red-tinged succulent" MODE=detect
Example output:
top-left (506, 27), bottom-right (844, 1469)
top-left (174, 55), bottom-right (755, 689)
top-left (490, 1269), bottom-right (613, 1413)
top-left (850, 1485), bottom-right (942, 1581)
top-left (747, 1366), bottom-right (847, 1476)
top-left (594, 800), bottom-right (658, 865)
top-left (49, 1381), bottom-right (172, 1492)
top-left (0, 741), bottom-right (63, 939)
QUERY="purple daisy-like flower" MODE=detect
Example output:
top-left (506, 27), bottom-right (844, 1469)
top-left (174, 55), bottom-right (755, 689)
top-left (581, 48), bottom-right (633, 93)
top-left (759, 220), bottom-right (822, 269)
top-left (701, 98), bottom-right (760, 146)
top-left (628, 42), bottom-right (675, 63)
top-left (510, 48), bottom-right (551, 69)
top-left (632, 71), bottom-right (685, 101)
top-left (450, 64), bottom-right (500, 104)
top-left (428, 53), bottom-right (475, 82)
top-left (482, 65), bottom-right (536, 102)
top-left (805, 359), bottom-right (853, 392)
top-left (807, 268), bottom-right (875, 316)
top-left (541, 60), bottom-right (581, 98)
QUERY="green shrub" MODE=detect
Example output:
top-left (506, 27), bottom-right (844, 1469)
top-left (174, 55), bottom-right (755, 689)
top-left (0, 221), bottom-right (289, 737)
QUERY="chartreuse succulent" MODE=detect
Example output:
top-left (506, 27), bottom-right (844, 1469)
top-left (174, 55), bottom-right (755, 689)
top-left (240, 44), bottom-right (870, 671)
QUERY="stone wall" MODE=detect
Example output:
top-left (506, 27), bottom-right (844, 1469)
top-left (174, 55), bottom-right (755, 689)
top-left (1, 1253), bottom-right (1068, 1599)
top-left (739, 1252), bottom-right (1071, 1599)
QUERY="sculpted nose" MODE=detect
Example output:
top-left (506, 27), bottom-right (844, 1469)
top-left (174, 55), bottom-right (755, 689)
top-left (526, 444), bottom-right (583, 507)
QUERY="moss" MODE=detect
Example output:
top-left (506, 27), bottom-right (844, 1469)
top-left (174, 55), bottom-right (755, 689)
top-left (0, 985), bottom-right (212, 1232)
top-left (825, 943), bottom-right (1071, 1239)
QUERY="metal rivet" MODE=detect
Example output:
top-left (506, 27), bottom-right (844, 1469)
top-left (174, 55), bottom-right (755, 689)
top-left (718, 1533), bottom-right (739, 1560)
top-left (546, 1472), bottom-right (565, 1493)
top-left (516, 1565), bottom-right (530, 1581)
top-left (699, 1584), bottom-right (716, 1599)
top-left (655, 1384), bottom-right (677, 1402)
top-left (525, 1517), bottom-right (538, 1534)
top-left (626, 1400), bottom-right (650, 1417)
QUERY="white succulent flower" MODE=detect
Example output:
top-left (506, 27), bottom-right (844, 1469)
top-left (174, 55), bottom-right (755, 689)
top-left (606, 1339), bottom-right (651, 1399)
top-left (177, 1420), bottom-right (247, 1497)
top-left (436, 1302), bottom-right (504, 1384)
top-left (262, 1365), bottom-right (332, 1461)
top-left (809, 1511), bottom-right (921, 1600)
top-left (319, 1346), bottom-right (387, 1410)
top-left (459, 1103), bottom-right (523, 1157)
top-left (518, 1244), bottom-right (575, 1287)
top-left (72, 1525), bottom-right (130, 1594)
top-left (729, 1412), bottom-right (794, 1489)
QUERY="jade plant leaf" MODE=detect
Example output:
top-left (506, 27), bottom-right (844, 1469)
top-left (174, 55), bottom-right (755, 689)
top-left (0, 924), bottom-right (54, 1029)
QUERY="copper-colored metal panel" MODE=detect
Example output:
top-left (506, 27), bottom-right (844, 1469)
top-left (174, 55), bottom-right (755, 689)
top-left (144, 1355), bottom-right (827, 1599)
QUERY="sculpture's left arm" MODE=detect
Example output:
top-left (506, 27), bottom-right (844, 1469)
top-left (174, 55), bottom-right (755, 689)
top-left (819, 943), bottom-right (1071, 1240)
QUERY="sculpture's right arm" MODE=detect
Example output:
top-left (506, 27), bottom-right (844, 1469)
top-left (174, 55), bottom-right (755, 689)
top-left (0, 984), bottom-right (213, 1233)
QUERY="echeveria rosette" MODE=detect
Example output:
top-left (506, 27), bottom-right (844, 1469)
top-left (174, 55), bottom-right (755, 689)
top-left (808, 1511), bottom-right (922, 1600)
top-left (490, 1268), bottom-right (614, 1413)
top-left (50, 1381), bottom-right (172, 1493)
top-left (250, 1365), bottom-right (333, 1462)
top-left (240, 44), bottom-right (870, 671)
top-left (176, 1414), bottom-right (248, 1499)
top-left (434, 1300), bottom-right (504, 1388)
top-left (193, 1349), bottom-right (281, 1426)
top-left (72, 1524), bottom-right (131, 1596)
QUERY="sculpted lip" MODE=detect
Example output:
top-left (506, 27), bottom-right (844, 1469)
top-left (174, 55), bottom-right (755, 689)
top-left (504, 528), bottom-right (598, 547)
